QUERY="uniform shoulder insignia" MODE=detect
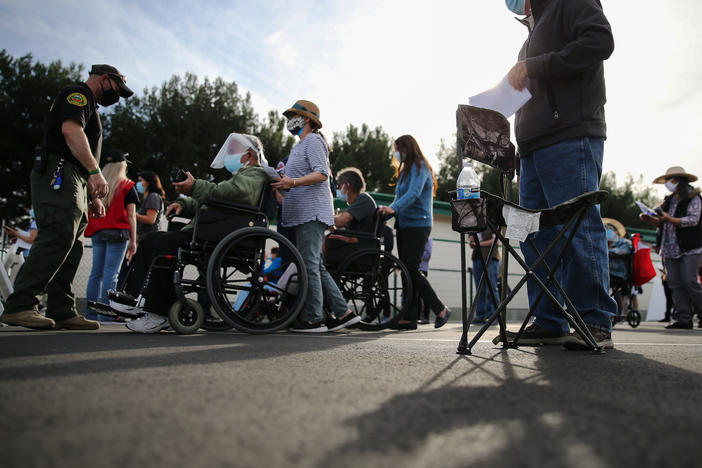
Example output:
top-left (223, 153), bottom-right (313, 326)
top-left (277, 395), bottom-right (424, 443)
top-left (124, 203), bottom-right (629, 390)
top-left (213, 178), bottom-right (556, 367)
top-left (275, 161), bottom-right (285, 171)
top-left (66, 92), bottom-right (88, 107)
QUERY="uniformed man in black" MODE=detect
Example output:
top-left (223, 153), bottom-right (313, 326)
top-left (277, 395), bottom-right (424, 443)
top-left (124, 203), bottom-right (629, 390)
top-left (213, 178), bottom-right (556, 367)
top-left (0, 64), bottom-right (133, 330)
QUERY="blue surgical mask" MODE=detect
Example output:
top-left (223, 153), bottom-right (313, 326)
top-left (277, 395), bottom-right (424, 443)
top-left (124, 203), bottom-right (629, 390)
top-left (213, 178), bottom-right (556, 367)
top-left (136, 182), bottom-right (146, 194)
top-left (665, 180), bottom-right (678, 193)
top-left (224, 153), bottom-right (246, 173)
top-left (29, 209), bottom-right (35, 219)
top-left (505, 0), bottom-right (526, 15)
top-left (394, 151), bottom-right (405, 163)
top-left (338, 188), bottom-right (348, 203)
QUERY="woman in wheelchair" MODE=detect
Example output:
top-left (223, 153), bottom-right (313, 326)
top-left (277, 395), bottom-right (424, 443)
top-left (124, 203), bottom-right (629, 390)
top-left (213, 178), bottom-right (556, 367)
top-left (110, 133), bottom-right (269, 333)
top-left (607, 226), bottom-right (634, 317)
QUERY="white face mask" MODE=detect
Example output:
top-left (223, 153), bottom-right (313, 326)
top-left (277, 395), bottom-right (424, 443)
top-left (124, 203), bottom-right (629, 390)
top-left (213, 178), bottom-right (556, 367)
top-left (665, 180), bottom-right (678, 193)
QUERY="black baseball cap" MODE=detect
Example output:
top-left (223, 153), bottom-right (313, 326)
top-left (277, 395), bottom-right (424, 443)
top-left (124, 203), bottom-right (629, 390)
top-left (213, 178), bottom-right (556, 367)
top-left (103, 149), bottom-right (130, 164)
top-left (89, 64), bottom-right (134, 98)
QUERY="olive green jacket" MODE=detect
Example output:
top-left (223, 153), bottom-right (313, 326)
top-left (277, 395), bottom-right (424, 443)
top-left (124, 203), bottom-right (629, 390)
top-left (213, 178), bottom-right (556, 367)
top-left (176, 165), bottom-right (268, 220)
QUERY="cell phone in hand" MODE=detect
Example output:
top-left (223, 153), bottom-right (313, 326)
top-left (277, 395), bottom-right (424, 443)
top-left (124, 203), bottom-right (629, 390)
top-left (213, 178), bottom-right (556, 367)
top-left (174, 169), bottom-right (188, 182)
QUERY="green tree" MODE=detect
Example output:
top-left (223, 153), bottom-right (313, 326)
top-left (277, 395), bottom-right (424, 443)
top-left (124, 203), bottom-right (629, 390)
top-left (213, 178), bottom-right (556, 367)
top-left (0, 50), bottom-right (82, 223)
top-left (435, 138), bottom-right (459, 201)
top-left (104, 73), bottom-right (259, 198)
top-left (330, 124), bottom-right (395, 193)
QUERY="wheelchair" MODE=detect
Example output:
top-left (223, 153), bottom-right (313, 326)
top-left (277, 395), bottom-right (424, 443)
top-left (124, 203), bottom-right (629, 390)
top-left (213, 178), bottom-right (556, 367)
top-left (323, 214), bottom-right (412, 331)
top-left (609, 251), bottom-right (641, 328)
top-left (100, 185), bottom-right (308, 335)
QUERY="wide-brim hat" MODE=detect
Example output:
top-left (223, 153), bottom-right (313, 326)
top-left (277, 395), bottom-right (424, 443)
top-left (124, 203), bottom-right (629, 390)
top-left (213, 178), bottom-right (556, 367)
top-left (283, 100), bottom-right (322, 129)
top-left (89, 64), bottom-right (134, 98)
top-left (653, 166), bottom-right (698, 184)
top-left (602, 218), bottom-right (626, 238)
top-left (103, 149), bottom-right (130, 164)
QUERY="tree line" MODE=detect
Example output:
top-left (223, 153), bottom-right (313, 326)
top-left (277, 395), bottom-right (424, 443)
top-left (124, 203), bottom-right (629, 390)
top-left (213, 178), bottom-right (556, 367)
top-left (0, 50), bottom-right (658, 230)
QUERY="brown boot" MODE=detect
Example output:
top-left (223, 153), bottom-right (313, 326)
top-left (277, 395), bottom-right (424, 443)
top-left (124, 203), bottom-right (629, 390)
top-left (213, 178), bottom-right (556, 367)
top-left (53, 315), bottom-right (100, 330)
top-left (0, 310), bottom-right (56, 329)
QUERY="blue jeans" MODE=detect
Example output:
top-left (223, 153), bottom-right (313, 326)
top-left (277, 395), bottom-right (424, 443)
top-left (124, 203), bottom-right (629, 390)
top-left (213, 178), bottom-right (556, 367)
top-left (295, 221), bottom-right (348, 324)
top-left (519, 137), bottom-right (615, 333)
top-left (472, 258), bottom-right (500, 321)
top-left (86, 232), bottom-right (128, 321)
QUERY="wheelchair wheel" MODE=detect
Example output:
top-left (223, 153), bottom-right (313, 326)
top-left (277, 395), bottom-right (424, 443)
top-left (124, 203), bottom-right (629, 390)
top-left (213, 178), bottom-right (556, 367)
top-left (627, 309), bottom-right (641, 328)
top-left (168, 298), bottom-right (205, 334)
top-left (334, 249), bottom-right (412, 331)
top-left (206, 227), bottom-right (307, 334)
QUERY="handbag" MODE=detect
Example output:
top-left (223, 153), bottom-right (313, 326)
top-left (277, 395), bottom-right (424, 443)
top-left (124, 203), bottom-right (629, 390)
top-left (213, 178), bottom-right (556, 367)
top-left (632, 233), bottom-right (656, 286)
top-left (456, 105), bottom-right (516, 171)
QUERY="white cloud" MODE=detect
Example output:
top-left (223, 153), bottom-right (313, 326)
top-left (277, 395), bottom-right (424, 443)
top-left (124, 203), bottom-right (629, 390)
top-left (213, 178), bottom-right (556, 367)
top-left (2, 0), bottom-right (702, 191)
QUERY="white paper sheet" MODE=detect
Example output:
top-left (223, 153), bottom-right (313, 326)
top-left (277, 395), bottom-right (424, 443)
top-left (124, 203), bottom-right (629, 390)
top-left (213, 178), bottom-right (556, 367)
top-left (502, 205), bottom-right (540, 242)
top-left (635, 200), bottom-right (657, 216)
top-left (469, 75), bottom-right (532, 118)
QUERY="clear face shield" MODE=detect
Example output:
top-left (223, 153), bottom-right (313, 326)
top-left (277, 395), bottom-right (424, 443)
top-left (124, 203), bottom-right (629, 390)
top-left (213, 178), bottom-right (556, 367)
top-left (210, 133), bottom-right (268, 171)
top-left (211, 133), bottom-right (253, 169)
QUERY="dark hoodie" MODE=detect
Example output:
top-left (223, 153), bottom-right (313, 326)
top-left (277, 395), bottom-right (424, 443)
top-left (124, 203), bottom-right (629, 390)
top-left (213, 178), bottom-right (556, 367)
top-left (515, 0), bottom-right (614, 153)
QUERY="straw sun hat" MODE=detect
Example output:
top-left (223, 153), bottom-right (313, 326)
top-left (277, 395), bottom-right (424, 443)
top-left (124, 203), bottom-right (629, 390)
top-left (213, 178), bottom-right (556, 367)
top-left (602, 218), bottom-right (626, 238)
top-left (652, 166), bottom-right (698, 184)
top-left (283, 100), bottom-right (322, 129)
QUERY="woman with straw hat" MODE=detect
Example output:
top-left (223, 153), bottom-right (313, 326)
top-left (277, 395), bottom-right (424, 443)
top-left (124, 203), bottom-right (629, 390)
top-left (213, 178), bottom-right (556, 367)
top-left (271, 100), bottom-right (360, 333)
top-left (641, 166), bottom-right (702, 329)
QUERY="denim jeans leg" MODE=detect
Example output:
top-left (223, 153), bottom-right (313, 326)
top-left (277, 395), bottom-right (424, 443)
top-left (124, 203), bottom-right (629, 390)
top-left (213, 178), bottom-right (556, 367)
top-left (86, 236), bottom-right (106, 319)
top-left (98, 240), bottom-right (128, 321)
top-left (474, 259), bottom-right (499, 320)
top-left (320, 262), bottom-right (348, 318)
top-left (101, 240), bottom-right (129, 302)
top-left (520, 137), bottom-right (616, 333)
top-left (295, 221), bottom-right (325, 324)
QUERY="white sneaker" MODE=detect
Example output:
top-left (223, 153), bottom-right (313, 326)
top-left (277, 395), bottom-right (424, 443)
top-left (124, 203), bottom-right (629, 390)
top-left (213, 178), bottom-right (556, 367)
top-left (125, 313), bottom-right (170, 334)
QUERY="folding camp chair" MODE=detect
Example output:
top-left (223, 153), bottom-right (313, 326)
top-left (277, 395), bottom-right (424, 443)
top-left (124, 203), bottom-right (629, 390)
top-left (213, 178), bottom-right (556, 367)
top-left (452, 105), bottom-right (608, 355)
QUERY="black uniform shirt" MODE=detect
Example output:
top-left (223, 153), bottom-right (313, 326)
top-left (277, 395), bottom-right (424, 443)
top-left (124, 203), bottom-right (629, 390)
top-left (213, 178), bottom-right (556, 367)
top-left (43, 82), bottom-right (103, 171)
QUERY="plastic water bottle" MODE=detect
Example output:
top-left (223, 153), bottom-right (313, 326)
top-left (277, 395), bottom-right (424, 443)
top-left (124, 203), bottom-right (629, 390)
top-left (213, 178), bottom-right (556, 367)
top-left (457, 160), bottom-right (480, 199)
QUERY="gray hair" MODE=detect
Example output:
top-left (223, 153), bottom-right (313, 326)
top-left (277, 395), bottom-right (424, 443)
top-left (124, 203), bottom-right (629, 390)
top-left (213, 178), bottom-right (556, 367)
top-left (337, 167), bottom-right (366, 193)
top-left (243, 134), bottom-right (267, 166)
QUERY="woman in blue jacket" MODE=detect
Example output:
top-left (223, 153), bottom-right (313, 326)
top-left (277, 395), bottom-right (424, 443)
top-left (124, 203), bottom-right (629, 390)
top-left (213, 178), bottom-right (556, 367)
top-left (378, 135), bottom-right (450, 329)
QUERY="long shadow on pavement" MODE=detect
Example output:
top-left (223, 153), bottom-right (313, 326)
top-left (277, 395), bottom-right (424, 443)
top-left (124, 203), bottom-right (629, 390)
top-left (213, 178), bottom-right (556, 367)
top-left (0, 329), bottom-right (388, 382)
top-left (318, 346), bottom-right (701, 468)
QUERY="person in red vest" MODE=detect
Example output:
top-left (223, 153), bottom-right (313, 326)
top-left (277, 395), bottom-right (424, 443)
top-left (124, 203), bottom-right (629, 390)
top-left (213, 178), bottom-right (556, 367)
top-left (84, 150), bottom-right (138, 321)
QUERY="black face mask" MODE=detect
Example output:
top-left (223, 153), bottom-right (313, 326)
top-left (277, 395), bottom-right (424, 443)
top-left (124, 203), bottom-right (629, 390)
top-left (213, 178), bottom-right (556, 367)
top-left (99, 80), bottom-right (120, 107)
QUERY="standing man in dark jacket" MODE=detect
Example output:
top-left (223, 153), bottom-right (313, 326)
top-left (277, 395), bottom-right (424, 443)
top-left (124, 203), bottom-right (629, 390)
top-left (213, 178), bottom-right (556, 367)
top-left (502, 0), bottom-right (617, 349)
top-left (0, 64), bottom-right (133, 330)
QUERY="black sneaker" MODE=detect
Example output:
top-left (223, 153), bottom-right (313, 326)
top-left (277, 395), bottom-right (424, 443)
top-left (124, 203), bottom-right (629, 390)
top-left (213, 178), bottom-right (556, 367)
top-left (496, 323), bottom-right (567, 346)
top-left (665, 321), bottom-right (693, 330)
top-left (290, 320), bottom-right (328, 333)
top-left (563, 326), bottom-right (614, 350)
top-left (326, 312), bottom-right (362, 332)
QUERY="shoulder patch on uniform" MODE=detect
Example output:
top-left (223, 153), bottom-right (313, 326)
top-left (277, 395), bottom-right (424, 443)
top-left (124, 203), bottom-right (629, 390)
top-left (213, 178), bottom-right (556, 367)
top-left (66, 92), bottom-right (88, 107)
top-left (275, 161), bottom-right (285, 171)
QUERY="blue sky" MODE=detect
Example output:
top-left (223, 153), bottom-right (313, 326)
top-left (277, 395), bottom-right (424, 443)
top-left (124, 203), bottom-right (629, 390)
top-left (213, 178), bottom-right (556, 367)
top-left (2, 0), bottom-right (701, 197)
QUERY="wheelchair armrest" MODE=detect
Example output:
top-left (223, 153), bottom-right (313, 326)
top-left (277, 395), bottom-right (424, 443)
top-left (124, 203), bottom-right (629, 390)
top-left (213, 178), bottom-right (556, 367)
top-left (329, 229), bottom-right (378, 241)
top-left (201, 197), bottom-right (260, 216)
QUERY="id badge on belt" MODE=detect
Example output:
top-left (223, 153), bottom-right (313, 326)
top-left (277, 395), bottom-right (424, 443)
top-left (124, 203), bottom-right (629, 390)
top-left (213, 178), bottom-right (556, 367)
top-left (49, 157), bottom-right (64, 190)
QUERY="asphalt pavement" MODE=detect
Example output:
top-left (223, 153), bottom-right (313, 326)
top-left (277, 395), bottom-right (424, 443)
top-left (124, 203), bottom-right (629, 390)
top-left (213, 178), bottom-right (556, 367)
top-left (1, 321), bottom-right (701, 468)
